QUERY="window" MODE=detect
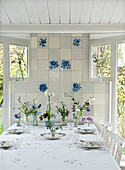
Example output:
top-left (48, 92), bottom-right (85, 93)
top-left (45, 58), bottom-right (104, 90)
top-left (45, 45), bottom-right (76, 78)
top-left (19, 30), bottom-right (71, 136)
top-left (92, 44), bottom-right (111, 78)
top-left (0, 43), bottom-right (3, 134)
top-left (117, 42), bottom-right (125, 138)
top-left (9, 44), bottom-right (28, 79)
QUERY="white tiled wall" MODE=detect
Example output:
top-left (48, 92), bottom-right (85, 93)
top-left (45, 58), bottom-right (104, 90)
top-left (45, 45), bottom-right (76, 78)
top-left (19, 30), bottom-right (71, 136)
top-left (11, 33), bottom-right (110, 124)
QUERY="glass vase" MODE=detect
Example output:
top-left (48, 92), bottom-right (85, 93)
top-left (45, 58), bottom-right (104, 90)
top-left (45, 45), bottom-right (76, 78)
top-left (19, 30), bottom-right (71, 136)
top-left (45, 119), bottom-right (53, 128)
top-left (33, 114), bottom-right (38, 126)
top-left (50, 127), bottom-right (56, 137)
top-left (17, 118), bottom-right (21, 126)
top-left (16, 63), bottom-right (24, 81)
top-left (73, 118), bottom-right (78, 127)
top-left (97, 68), bottom-right (103, 82)
top-left (61, 117), bottom-right (67, 126)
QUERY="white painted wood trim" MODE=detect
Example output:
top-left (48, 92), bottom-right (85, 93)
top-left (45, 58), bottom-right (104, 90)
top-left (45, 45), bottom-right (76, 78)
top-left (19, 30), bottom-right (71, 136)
top-left (3, 41), bottom-right (10, 130)
top-left (0, 24), bottom-right (125, 33)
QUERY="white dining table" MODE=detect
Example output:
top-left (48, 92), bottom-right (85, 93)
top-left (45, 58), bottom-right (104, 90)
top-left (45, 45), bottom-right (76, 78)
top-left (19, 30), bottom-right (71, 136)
top-left (0, 123), bottom-right (121, 170)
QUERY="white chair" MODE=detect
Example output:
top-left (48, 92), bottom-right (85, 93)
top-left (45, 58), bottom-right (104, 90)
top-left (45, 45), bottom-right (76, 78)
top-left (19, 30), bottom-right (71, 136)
top-left (99, 120), bottom-right (112, 140)
top-left (105, 131), bottom-right (125, 166)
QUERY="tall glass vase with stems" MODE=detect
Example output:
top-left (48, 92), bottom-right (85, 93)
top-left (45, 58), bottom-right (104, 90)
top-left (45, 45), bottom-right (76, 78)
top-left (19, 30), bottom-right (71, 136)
top-left (73, 106), bottom-right (79, 127)
top-left (33, 114), bottom-right (38, 126)
top-left (16, 60), bottom-right (24, 81)
top-left (45, 92), bottom-right (54, 128)
top-left (97, 68), bottom-right (103, 82)
top-left (55, 101), bottom-right (70, 126)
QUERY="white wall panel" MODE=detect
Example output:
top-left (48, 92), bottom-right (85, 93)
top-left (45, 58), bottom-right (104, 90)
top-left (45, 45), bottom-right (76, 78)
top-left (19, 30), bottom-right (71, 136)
top-left (1, 0), bottom-right (20, 23)
top-left (24, 0), bottom-right (40, 24)
top-left (71, 0), bottom-right (82, 23)
top-left (0, 1), bottom-right (10, 23)
top-left (110, 0), bottom-right (125, 23)
top-left (36, 0), bottom-right (49, 23)
top-left (90, 0), bottom-right (106, 23)
top-left (47, 0), bottom-right (59, 23)
top-left (100, 0), bottom-right (117, 23)
top-left (60, 0), bottom-right (70, 23)
top-left (14, 0), bottom-right (30, 24)
top-left (80, 0), bottom-right (94, 23)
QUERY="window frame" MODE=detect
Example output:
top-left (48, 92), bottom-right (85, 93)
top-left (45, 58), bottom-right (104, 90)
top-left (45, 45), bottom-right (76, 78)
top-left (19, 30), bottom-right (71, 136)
top-left (92, 43), bottom-right (111, 79)
top-left (0, 42), bottom-right (4, 134)
top-left (89, 40), bottom-right (112, 82)
top-left (0, 35), bottom-right (30, 130)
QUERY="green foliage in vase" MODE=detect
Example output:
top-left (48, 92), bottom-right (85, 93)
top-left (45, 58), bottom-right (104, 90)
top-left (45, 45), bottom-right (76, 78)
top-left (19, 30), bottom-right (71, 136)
top-left (56, 102), bottom-right (70, 122)
top-left (66, 92), bottom-right (94, 119)
top-left (16, 96), bottom-right (30, 117)
top-left (39, 90), bottom-right (55, 121)
top-left (30, 99), bottom-right (41, 115)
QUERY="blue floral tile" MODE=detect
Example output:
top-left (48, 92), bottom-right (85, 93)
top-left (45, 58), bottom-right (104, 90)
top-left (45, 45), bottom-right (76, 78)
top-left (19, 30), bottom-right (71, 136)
top-left (49, 60), bottom-right (59, 70)
top-left (72, 38), bottom-right (82, 47)
top-left (39, 83), bottom-right (48, 92)
top-left (38, 37), bottom-right (48, 48)
top-left (72, 83), bottom-right (81, 92)
top-left (61, 60), bottom-right (71, 70)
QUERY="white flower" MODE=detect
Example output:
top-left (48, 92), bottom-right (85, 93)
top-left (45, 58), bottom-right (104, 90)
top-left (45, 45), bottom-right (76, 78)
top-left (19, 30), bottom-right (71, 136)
top-left (34, 99), bottom-right (38, 105)
top-left (51, 93), bottom-right (55, 96)
top-left (76, 108), bottom-right (80, 112)
top-left (45, 90), bottom-right (48, 96)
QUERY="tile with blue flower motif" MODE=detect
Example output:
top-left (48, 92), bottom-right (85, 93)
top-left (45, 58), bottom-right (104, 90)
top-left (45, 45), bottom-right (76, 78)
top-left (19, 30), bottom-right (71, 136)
top-left (49, 60), bottom-right (59, 70)
top-left (61, 60), bottom-right (71, 70)
top-left (38, 37), bottom-right (48, 48)
top-left (72, 83), bottom-right (82, 92)
top-left (39, 83), bottom-right (48, 92)
top-left (72, 37), bottom-right (82, 48)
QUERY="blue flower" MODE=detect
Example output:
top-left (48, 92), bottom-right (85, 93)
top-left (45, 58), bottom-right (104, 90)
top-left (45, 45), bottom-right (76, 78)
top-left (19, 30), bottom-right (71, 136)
top-left (38, 104), bottom-right (41, 109)
top-left (32, 105), bottom-right (35, 110)
top-left (49, 60), bottom-right (59, 70)
top-left (86, 108), bottom-right (90, 112)
top-left (17, 96), bottom-right (21, 103)
top-left (39, 83), bottom-right (48, 92)
top-left (73, 38), bottom-right (81, 46)
top-left (72, 83), bottom-right (81, 92)
top-left (61, 60), bottom-right (71, 70)
top-left (38, 38), bottom-right (47, 47)
top-left (52, 115), bottom-right (57, 118)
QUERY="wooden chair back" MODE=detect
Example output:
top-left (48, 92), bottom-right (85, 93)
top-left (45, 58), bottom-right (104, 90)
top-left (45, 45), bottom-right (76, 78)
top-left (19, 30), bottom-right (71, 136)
top-left (105, 131), bottom-right (125, 166)
top-left (99, 120), bottom-right (112, 140)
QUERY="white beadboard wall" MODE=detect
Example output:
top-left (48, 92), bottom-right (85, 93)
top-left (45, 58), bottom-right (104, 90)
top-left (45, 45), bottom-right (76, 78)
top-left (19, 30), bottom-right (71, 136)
top-left (11, 33), bottom-right (110, 125)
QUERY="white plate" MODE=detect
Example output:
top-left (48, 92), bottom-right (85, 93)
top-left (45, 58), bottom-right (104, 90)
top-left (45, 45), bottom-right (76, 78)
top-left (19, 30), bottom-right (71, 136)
top-left (0, 141), bottom-right (14, 149)
top-left (7, 128), bottom-right (24, 134)
top-left (40, 133), bottom-right (66, 140)
top-left (77, 128), bottom-right (96, 134)
top-left (81, 141), bottom-right (103, 149)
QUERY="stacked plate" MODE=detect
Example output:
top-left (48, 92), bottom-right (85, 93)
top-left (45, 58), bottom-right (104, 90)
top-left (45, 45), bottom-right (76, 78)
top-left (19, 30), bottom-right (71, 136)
top-left (79, 140), bottom-right (104, 149)
top-left (0, 141), bottom-right (14, 149)
top-left (77, 128), bottom-right (96, 134)
top-left (40, 132), bottom-right (66, 140)
top-left (7, 128), bottom-right (24, 135)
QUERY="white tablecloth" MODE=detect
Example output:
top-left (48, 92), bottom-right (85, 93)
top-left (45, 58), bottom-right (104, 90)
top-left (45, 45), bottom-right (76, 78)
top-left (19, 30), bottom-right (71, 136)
top-left (0, 123), bottom-right (120, 170)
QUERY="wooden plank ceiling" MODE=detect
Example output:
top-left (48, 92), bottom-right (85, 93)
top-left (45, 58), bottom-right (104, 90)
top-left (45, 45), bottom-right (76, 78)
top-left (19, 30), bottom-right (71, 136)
top-left (0, 0), bottom-right (125, 25)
